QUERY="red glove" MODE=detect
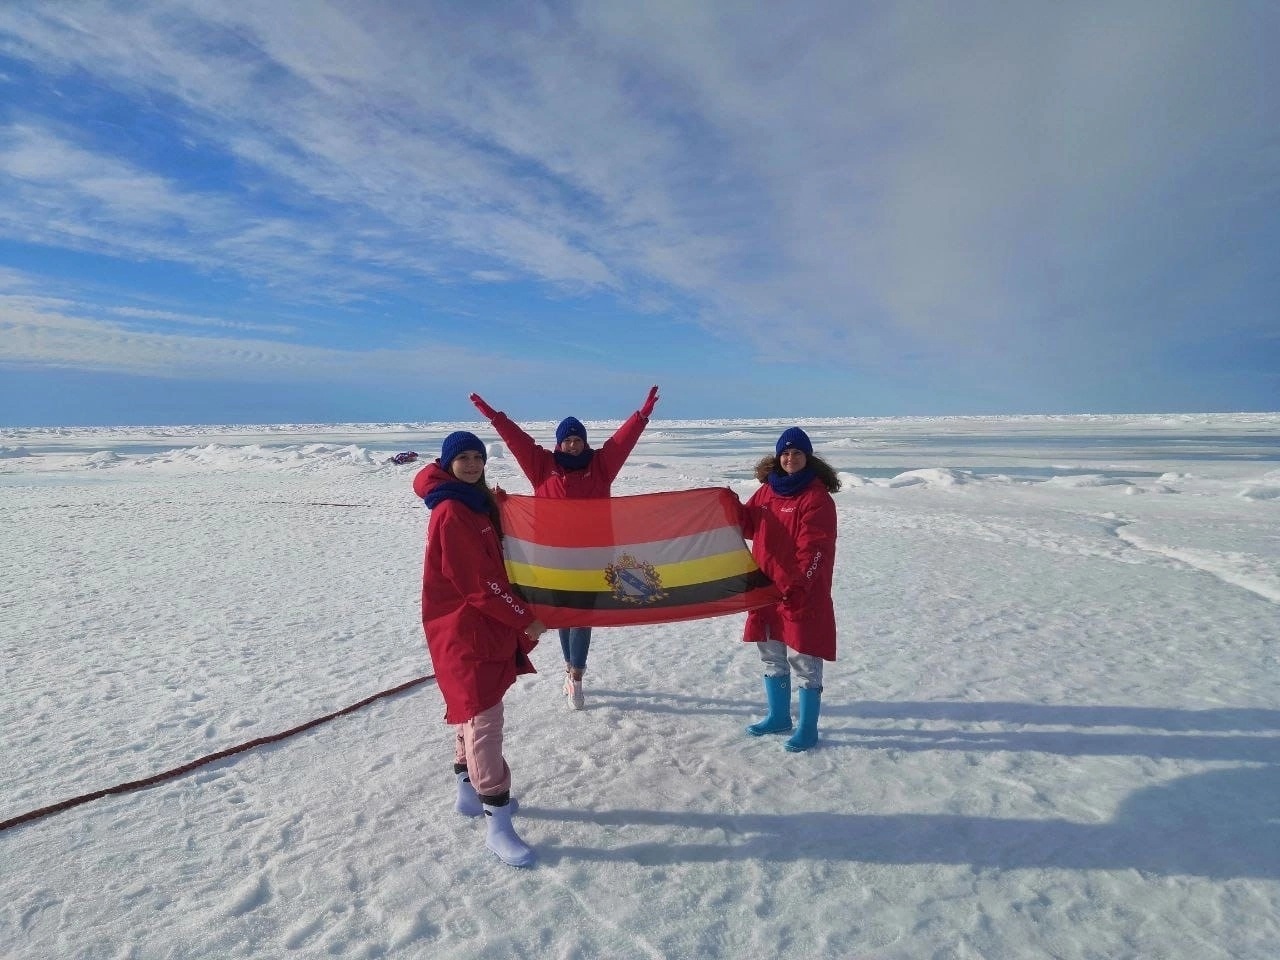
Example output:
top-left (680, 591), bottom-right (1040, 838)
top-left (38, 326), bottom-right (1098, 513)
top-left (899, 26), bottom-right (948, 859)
top-left (469, 393), bottom-right (498, 420)
top-left (781, 581), bottom-right (810, 620)
top-left (639, 385), bottom-right (659, 419)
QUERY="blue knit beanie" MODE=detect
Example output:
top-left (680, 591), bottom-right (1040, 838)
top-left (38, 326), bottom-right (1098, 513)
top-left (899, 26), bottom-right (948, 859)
top-left (440, 431), bottom-right (487, 469)
top-left (555, 416), bottom-right (588, 446)
top-left (775, 427), bottom-right (813, 457)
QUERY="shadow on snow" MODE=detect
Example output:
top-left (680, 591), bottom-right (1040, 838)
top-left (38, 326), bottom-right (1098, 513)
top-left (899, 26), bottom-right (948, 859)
top-left (535, 692), bottom-right (1280, 879)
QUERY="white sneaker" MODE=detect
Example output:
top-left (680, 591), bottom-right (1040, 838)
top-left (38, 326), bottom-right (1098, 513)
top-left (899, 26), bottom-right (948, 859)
top-left (566, 678), bottom-right (584, 710)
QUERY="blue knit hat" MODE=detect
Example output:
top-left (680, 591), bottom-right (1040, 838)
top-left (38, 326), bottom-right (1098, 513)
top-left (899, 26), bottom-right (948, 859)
top-left (775, 427), bottom-right (813, 457)
top-left (440, 431), bottom-right (487, 469)
top-left (555, 416), bottom-right (588, 446)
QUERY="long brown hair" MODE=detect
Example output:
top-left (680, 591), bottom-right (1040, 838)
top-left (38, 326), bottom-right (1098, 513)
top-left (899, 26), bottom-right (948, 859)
top-left (753, 453), bottom-right (842, 492)
top-left (478, 478), bottom-right (504, 538)
top-left (445, 462), bottom-right (505, 538)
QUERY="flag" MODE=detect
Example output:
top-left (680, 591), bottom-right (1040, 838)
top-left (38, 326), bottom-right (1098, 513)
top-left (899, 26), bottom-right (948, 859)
top-left (498, 487), bottom-right (781, 627)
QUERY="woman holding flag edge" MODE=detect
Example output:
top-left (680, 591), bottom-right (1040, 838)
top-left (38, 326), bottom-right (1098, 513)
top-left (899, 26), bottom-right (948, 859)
top-left (738, 427), bottom-right (841, 752)
top-left (413, 431), bottom-right (547, 867)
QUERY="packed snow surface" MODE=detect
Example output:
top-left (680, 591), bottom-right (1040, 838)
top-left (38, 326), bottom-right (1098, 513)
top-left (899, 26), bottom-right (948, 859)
top-left (2, 414), bottom-right (1278, 959)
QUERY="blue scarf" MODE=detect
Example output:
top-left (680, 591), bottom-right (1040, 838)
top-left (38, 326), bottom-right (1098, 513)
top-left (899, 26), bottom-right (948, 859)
top-left (423, 480), bottom-right (491, 514)
top-left (768, 466), bottom-right (815, 497)
top-left (554, 448), bottom-right (595, 472)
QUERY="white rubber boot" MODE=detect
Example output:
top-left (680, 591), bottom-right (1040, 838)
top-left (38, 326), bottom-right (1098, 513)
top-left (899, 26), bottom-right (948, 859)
top-left (454, 770), bottom-right (482, 817)
top-left (483, 801), bottom-right (535, 868)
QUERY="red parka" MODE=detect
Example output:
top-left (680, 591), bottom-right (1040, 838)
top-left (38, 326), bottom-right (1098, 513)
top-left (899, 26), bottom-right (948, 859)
top-left (488, 411), bottom-right (649, 499)
top-left (740, 475), bottom-right (838, 661)
top-left (413, 462), bottom-right (538, 724)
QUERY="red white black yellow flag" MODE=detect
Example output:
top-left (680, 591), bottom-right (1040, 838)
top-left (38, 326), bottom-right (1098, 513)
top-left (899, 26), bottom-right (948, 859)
top-left (498, 487), bottom-right (780, 627)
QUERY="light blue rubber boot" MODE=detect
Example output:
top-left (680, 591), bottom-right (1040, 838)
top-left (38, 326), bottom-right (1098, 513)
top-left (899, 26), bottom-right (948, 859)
top-left (746, 674), bottom-right (793, 736)
top-left (784, 687), bottom-right (821, 752)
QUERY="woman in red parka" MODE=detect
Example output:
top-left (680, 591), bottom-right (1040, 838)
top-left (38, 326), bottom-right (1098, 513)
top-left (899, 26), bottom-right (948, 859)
top-left (413, 430), bottom-right (546, 868)
top-left (738, 427), bottom-right (840, 752)
top-left (468, 386), bottom-right (659, 710)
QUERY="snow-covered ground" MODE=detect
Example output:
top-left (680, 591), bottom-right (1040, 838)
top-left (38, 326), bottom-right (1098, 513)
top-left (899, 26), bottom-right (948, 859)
top-left (2, 413), bottom-right (1278, 959)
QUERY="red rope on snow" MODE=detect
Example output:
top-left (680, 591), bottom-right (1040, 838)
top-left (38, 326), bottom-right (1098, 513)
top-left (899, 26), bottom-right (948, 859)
top-left (0, 674), bottom-right (435, 833)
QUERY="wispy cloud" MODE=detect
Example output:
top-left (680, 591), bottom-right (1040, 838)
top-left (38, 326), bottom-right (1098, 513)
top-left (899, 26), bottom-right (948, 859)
top-left (107, 306), bottom-right (299, 336)
top-left (0, 1), bottom-right (1276, 420)
top-left (0, 282), bottom-right (541, 382)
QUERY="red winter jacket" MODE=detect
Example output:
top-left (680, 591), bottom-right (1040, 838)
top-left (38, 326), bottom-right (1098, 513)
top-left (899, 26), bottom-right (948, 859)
top-left (739, 475), bottom-right (838, 660)
top-left (413, 462), bottom-right (538, 724)
top-left (487, 411), bottom-right (649, 498)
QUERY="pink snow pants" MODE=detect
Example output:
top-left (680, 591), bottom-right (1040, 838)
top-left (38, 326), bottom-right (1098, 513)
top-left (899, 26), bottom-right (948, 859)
top-left (453, 701), bottom-right (511, 798)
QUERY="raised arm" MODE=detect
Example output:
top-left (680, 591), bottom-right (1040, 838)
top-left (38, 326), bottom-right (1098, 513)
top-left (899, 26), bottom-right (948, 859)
top-left (596, 385), bottom-right (660, 483)
top-left (469, 392), bottom-right (551, 487)
top-left (638, 385), bottom-right (659, 418)
top-left (470, 392), bottom-right (499, 421)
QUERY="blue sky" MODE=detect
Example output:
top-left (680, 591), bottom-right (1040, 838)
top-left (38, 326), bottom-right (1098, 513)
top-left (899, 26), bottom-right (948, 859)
top-left (1, 2), bottom-right (1277, 427)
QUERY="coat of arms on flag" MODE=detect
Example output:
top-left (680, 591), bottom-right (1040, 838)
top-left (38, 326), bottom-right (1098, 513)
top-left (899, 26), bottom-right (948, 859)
top-left (497, 487), bottom-right (781, 627)
top-left (603, 554), bottom-right (668, 605)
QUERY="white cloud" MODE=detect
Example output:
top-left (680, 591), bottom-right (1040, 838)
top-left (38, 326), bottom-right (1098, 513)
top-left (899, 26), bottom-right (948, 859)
top-left (0, 0), bottom-right (1276, 406)
top-left (0, 290), bottom-right (538, 382)
top-left (107, 306), bottom-right (299, 336)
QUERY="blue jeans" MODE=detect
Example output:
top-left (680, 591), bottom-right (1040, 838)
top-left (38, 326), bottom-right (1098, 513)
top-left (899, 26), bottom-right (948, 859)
top-left (559, 627), bottom-right (592, 673)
